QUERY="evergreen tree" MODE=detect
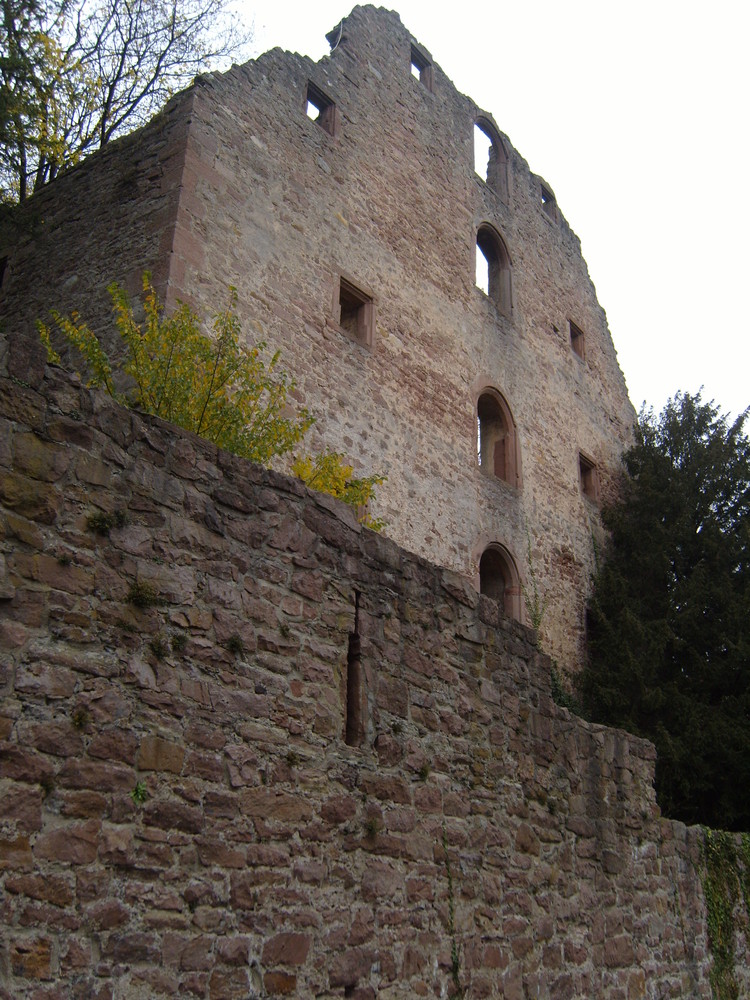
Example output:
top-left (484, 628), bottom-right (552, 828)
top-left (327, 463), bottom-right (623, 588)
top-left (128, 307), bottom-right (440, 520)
top-left (580, 392), bottom-right (750, 830)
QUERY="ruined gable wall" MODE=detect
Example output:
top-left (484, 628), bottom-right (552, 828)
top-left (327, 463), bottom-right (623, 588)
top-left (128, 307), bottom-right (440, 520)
top-left (0, 358), bottom-right (741, 998)
top-left (0, 5), bottom-right (636, 671)
top-left (165, 5), bottom-right (636, 671)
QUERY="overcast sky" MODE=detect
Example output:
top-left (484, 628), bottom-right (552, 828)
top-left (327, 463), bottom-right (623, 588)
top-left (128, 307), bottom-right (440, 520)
top-left (237, 0), bottom-right (749, 421)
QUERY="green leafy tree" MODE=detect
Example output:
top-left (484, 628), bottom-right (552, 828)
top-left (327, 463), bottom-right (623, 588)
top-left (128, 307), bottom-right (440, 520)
top-left (40, 275), bottom-right (314, 465)
top-left (1, 0), bottom-right (250, 202)
top-left (579, 392), bottom-right (750, 829)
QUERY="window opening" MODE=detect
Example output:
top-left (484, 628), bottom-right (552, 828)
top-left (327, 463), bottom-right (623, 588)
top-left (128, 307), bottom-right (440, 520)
top-left (0, 256), bottom-right (7, 290)
top-left (479, 545), bottom-right (521, 619)
top-left (338, 276), bottom-right (374, 347)
top-left (306, 81), bottom-right (338, 136)
top-left (476, 224), bottom-right (512, 317)
top-left (477, 390), bottom-right (518, 486)
top-left (474, 124), bottom-right (492, 181)
top-left (579, 453), bottom-right (600, 503)
top-left (410, 45), bottom-right (433, 90)
top-left (569, 320), bottom-right (585, 360)
top-left (345, 591), bottom-right (364, 747)
top-left (541, 183), bottom-right (557, 221)
top-left (474, 119), bottom-right (509, 201)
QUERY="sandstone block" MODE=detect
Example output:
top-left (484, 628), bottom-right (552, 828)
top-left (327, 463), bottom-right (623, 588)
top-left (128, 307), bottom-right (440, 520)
top-left (34, 820), bottom-right (100, 864)
top-left (10, 936), bottom-right (52, 979)
top-left (261, 932), bottom-right (311, 967)
top-left (137, 734), bottom-right (185, 773)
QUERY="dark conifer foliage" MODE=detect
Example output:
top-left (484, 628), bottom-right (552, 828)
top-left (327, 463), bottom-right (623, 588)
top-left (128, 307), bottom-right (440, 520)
top-left (580, 392), bottom-right (750, 830)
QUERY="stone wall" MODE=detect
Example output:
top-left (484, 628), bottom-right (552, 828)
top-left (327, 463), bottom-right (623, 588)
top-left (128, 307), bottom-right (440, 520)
top-left (1, 353), bottom-right (747, 998)
top-left (0, 5), bottom-right (637, 672)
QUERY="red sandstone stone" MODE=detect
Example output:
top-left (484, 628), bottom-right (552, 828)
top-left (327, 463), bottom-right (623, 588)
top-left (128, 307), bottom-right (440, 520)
top-left (263, 971), bottom-right (297, 995)
top-left (5, 874), bottom-right (73, 907)
top-left (261, 932), bottom-right (311, 967)
top-left (34, 820), bottom-right (100, 864)
top-left (10, 936), bottom-right (52, 978)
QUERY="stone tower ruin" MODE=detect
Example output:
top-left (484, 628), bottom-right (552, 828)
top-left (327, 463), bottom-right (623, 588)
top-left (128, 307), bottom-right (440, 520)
top-left (0, 5), bottom-right (636, 671)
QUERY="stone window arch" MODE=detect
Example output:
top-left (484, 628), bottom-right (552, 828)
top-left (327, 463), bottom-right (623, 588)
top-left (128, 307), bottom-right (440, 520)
top-left (476, 224), bottom-right (512, 317)
top-left (474, 117), bottom-right (508, 202)
top-left (476, 388), bottom-right (520, 488)
top-left (479, 544), bottom-right (522, 620)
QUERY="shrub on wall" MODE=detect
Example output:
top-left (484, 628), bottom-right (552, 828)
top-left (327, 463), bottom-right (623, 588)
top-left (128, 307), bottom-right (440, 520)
top-left (39, 276), bottom-right (384, 523)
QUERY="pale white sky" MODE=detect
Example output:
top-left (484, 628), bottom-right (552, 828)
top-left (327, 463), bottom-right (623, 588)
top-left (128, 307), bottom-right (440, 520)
top-left (236, 0), bottom-right (749, 421)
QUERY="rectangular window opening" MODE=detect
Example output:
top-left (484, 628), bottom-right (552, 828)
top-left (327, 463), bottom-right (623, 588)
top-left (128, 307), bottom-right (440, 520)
top-left (579, 453), bottom-right (600, 503)
top-left (569, 320), bottom-right (585, 360)
top-left (541, 183), bottom-right (557, 220)
top-left (305, 81), bottom-right (337, 136)
top-left (338, 276), bottom-right (374, 348)
top-left (410, 45), bottom-right (433, 90)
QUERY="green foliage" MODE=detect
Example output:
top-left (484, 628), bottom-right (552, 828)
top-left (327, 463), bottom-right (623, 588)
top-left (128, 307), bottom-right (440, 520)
top-left (86, 508), bottom-right (126, 536)
top-left (148, 635), bottom-right (167, 659)
top-left (126, 579), bottom-right (158, 609)
top-left (580, 392), bottom-right (750, 829)
top-left (1, 0), bottom-right (250, 202)
top-left (292, 449), bottom-right (386, 530)
top-left (550, 663), bottom-right (581, 713)
top-left (170, 632), bottom-right (187, 654)
top-left (363, 817), bottom-right (379, 839)
top-left (40, 276), bottom-right (314, 465)
top-left (700, 828), bottom-right (749, 1000)
top-left (130, 780), bottom-right (147, 805)
top-left (226, 633), bottom-right (244, 656)
top-left (40, 277), bottom-right (386, 523)
top-left (441, 824), bottom-right (464, 1000)
top-left (70, 705), bottom-right (89, 730)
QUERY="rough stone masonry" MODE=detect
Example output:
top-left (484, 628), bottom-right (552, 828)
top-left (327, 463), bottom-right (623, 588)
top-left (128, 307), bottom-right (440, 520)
top-left (0, 5), bottom-right (636, 673)
top-left (0, 344), bottom-right (747, 997)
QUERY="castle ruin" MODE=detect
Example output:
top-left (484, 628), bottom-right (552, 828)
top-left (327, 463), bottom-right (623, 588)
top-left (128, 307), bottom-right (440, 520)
top-left (0, 5), bottom-right (636, 673)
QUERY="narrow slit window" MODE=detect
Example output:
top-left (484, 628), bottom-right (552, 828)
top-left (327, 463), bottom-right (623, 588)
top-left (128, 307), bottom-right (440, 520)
top-left (410, 45), bottom-right (433, 90)
top-left (0, 256), bottom-right (7, 290)
top-left (579, 453), bottom-right (600, 503)
top-left (345, 591), bottom-right (364, 747)
top-left (569, 320), bottom-right (585, 360)
top-left (338, 276), bottom-right (374, 347)
top-left (305, 81), bottom-right (338, 136)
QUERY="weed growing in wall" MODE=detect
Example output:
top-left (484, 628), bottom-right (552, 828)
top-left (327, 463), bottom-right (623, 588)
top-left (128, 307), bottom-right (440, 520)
top-left (130, 781), bottom-right (148, 805)
top-left (126, 579), bottom-right (158, 609)
top-left (86, 509), bottom-right (126, 536)
top-left (441, 825), bottom-right (464, 1000)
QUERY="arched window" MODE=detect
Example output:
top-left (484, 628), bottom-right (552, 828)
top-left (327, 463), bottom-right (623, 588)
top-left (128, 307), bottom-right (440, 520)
top-left (474, 117), bottom-right (508, 202)
top-left (476, 224), bottom-right (512, 317)
top-left (479, 544), bottom-right (522, 620)
top-left (477, 389), bottom-right (520, 487)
